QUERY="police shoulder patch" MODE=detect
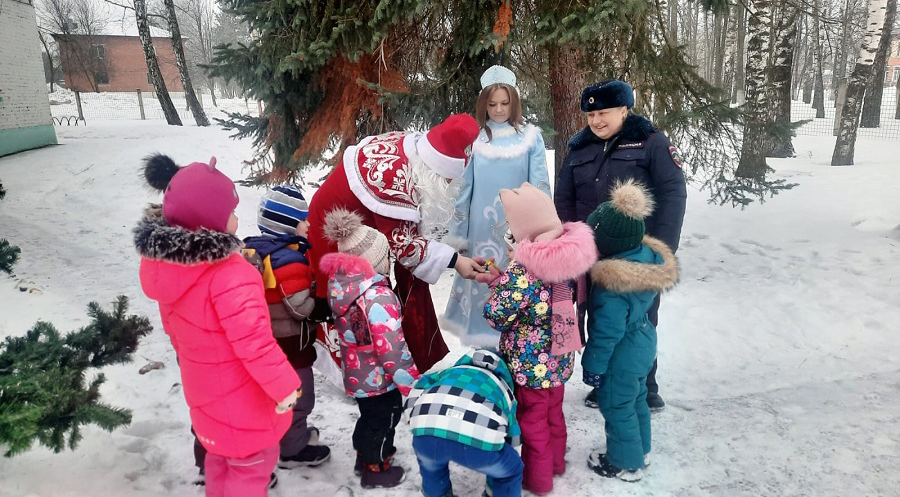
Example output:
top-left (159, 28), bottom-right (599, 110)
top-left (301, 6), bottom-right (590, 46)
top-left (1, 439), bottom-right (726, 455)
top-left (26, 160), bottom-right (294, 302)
top-left (668, 145), bottom-right (684, 168)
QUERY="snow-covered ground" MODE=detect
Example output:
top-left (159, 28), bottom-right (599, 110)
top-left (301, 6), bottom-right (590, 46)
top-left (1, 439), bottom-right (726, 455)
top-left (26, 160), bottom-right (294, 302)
top-left (0, 121), bottom-right (898, 497)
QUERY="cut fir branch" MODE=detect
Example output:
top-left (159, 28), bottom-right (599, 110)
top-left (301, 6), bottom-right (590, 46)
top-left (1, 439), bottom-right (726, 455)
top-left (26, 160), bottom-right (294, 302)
top-left (0, 296), bottom-right (152, 457)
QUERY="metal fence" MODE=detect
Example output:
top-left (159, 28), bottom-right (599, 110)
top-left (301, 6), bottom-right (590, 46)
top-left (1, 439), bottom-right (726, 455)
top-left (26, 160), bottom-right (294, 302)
top-left (49, 90), bottom-right (261, 123)
top-left (792, 86), bottom-right (900, 140)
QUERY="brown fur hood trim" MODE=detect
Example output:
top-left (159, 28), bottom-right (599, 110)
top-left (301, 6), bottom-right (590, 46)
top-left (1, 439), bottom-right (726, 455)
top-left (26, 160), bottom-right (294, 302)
top-left (590, 235), bottom-right (679, 293)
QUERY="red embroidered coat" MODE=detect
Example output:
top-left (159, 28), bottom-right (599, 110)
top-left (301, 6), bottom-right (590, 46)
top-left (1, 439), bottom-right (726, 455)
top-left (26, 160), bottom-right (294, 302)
top-left (307, 131), bottom-right (455, 373)
top-left (308, 131), bottom-right (456, 295)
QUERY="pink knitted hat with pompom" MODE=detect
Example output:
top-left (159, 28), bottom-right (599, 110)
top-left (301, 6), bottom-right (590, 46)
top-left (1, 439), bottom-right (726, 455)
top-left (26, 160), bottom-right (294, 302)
top-left (143, 154), bottom-right (239, 232)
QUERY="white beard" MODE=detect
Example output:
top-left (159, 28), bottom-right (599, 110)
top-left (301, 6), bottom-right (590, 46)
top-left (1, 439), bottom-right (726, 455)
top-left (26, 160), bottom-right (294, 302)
top-left (410, 159), bottom-right (462, 241)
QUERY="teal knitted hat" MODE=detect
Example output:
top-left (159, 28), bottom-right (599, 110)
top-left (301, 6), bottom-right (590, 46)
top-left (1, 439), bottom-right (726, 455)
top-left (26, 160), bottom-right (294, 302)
top-left (587, 180), bottom-right (655, 257)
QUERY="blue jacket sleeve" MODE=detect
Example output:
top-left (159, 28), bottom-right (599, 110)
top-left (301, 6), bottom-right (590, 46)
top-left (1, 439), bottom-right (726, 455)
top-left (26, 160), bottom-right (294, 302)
top-left (554, 150), bottom-right (577, 223)
top-left (582, 289), bottom-right (629, 376)
top-left (527, 129), bottom-right (551, 196)
top-left (647, 134), bottom-right (687, 252)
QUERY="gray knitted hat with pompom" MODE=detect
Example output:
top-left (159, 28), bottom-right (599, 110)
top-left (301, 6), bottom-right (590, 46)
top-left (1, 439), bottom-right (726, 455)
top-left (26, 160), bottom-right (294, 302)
top-left (322, 208), bottom-right (391, 275)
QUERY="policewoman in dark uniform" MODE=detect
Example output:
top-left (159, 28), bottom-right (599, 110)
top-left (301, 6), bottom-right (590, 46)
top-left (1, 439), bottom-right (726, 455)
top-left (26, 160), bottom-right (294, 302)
top-left (554, 80), bottom-right (687, 412)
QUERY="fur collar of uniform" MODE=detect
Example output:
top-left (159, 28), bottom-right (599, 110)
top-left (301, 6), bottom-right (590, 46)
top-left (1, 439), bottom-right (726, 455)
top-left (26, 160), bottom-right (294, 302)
top-left (514, 222), bottom-right (598, 283)
top-left (590, 235), bottom-right (679, 293)
top-left (133, 204), bottom-right (243, 264)
top-left (567, 114), bottom-right (655, 151)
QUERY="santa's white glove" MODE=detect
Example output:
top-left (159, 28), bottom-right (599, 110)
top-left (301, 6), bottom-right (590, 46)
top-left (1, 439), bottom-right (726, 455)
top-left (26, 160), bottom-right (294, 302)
top-left (276, 391), bottom-right (299, 414)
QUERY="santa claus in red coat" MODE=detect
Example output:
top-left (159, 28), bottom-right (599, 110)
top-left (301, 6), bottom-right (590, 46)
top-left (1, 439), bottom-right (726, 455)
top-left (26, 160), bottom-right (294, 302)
top-left (307, 114), bottom-right (486, 373)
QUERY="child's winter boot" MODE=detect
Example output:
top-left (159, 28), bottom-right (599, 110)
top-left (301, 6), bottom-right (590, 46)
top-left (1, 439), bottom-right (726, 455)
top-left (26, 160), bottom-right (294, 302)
top-left (278, 444), bottom-right (331, 468)
top-left (360, 458), bottom-right (406, 489)
top-left (587, 452), bottom-right (642, 482)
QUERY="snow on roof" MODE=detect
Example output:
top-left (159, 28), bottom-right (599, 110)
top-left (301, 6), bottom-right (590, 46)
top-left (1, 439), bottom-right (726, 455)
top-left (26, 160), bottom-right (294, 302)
top-left (105, 18), bottom-right (171, 38)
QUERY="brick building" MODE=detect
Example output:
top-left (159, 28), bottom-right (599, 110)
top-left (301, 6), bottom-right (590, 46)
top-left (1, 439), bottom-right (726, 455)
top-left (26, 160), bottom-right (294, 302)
top-left (886, 39), bottom-right (900, 86)
top-left (0, 0), bottom-right (57, 156)
top-left (52, 34), bottom-right (184, 93)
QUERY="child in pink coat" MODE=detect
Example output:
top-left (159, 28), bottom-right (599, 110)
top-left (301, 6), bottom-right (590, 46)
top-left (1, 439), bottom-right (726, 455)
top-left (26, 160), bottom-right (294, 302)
top-left (318, 207), bottom-right (421, 489)
top-left (481, 183), bottom-right (597, 495)
top-left (135, 154), bottom-right (300, 497)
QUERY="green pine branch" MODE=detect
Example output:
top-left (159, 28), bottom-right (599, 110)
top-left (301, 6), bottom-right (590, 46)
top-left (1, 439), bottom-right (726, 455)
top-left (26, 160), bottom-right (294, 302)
top-left (0, 297), bottom-right (152, 457)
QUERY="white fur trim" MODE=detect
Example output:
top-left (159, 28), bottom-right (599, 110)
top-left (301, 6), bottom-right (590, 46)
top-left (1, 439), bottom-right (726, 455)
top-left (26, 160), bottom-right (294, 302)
top-left (414, 134), bottom-right (467, 180)
top-left (442, 234), bottom-right (469, 252)
top-left (473, 124), bottom-right (541, 160)
top-left (412, 240), bottom-right (456, 284)
top-left (343, 135), bottom-right (421, 223)
top-left (487, 125), bottom-right (519, 138)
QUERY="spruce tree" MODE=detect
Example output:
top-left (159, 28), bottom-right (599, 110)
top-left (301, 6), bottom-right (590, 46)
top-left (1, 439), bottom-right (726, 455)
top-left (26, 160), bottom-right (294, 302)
top-left (208, 0), bottom-right (780, 204)
top-left (0, 180), bottom-right (20, 275)
top-left (0, 296), bottom-right (152, 457)
top-left (206, 0), bottom-right (509, 182)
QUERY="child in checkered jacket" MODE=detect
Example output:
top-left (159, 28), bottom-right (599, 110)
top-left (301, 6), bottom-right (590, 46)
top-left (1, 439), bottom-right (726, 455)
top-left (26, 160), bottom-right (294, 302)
top-left (405, 349), bottom-right (523, 497)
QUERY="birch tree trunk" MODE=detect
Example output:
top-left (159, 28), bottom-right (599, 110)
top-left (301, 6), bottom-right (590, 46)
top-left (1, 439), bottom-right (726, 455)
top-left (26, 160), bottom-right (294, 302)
top-left (860, 0), bottom-right (897, 127)
top-left (832, 0), bottom-right (890, 166)
top-left (209, 81), bottom-right (218, 107)
top-left (737, 0), bottom-right (774, 179)
top-left (548, 45), bottom-right (585, 179)
top-left (163, 0), bottom-right (209, 126)
top-left (791, 15), bottom-right (807, 99)
top-left (812, 0), bottom-right (827, 118)
top-left (770, 0), bottom-right (800, 158)
top-left (733, 5), bottom-right (747, 104)
top-left (895, 65), bottom-right (900, 119)
top-left (134, 0), bottom-right (181, 126)
top-left (668, 0), bottom-right (678, 44)
top-left (713, 8), bottom-right (729, 88)
top-left (833, 0), bottom-right (855, 98)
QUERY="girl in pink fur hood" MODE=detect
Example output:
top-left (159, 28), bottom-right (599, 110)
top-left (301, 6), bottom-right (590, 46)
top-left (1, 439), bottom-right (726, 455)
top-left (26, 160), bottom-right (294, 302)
top-left (135, 154), bottom-right (300, 497)
top-left (481, 182), bottom-right (597, 496)
top-left (318, 208), bottom-right (420, 489)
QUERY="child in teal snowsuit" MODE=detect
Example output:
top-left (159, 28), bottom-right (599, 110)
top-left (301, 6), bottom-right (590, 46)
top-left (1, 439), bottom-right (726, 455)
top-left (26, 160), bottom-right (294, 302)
top-left (582, 179), bottom-right (679, 481)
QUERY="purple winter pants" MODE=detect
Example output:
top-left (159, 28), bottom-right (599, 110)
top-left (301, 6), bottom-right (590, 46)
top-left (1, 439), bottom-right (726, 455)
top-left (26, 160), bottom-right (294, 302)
top-left (204, 445), bottom-right (278, 497)
top-left (514, 385), bottom-right (567, 494)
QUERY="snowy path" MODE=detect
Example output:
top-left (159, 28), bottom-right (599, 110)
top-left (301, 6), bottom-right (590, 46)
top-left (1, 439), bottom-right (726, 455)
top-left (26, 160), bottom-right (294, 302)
top-left (0, 122), bottom-right (898, 496)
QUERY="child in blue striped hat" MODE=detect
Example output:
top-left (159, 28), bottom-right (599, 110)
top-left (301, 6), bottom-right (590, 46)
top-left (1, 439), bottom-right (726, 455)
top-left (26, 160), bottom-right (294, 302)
top-left (258, 185), bottom-right (310, 237)
top-left (242, 185), bottom-right (333, 469)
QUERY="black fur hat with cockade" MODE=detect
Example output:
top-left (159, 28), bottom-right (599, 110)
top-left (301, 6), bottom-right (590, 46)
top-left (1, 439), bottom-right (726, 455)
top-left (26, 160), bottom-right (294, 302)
top-left (581, 80), bottom-right (635, 112)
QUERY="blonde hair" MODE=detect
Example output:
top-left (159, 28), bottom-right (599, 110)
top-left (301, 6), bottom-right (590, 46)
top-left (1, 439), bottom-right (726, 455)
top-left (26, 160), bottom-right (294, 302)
top-left (475, 83), bottom-right (523, 141)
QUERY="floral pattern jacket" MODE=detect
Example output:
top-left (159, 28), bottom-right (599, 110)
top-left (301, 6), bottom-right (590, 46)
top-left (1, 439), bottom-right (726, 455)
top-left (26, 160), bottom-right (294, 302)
top-left (319, 252), bottom-right (420, 398)
top-left (483, 222), bottom-right (598, 389)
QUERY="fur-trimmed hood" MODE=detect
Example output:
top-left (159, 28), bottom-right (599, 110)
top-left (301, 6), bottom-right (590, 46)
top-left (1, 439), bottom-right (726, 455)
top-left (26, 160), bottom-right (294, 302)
top-left (567, 114), bottom-right (655, 151)
top-left (134, 204), bottom-right (243, 264)
top-left (135, 204), bottom-right (245, 305)
top-left (319, 252), bottom-right (388, 317)
top-left (590, 235), bottom-right (679, 293)
top-left (515, 222), bottom-right (598, 283)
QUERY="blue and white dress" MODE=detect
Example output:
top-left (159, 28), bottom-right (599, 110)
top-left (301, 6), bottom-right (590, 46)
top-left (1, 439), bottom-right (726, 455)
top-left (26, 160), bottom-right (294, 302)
top-left (441, 120), bottom-right (551, 347)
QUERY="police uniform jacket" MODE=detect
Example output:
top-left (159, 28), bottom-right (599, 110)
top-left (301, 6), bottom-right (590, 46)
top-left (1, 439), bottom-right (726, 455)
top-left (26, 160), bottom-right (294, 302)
top-left (554, 114), bottom-right (687, 251)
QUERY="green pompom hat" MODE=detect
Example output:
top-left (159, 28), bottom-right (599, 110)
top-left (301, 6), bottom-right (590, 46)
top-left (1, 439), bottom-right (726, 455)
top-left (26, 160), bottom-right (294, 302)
top-left (587, 180), bottom-right (655, 257)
